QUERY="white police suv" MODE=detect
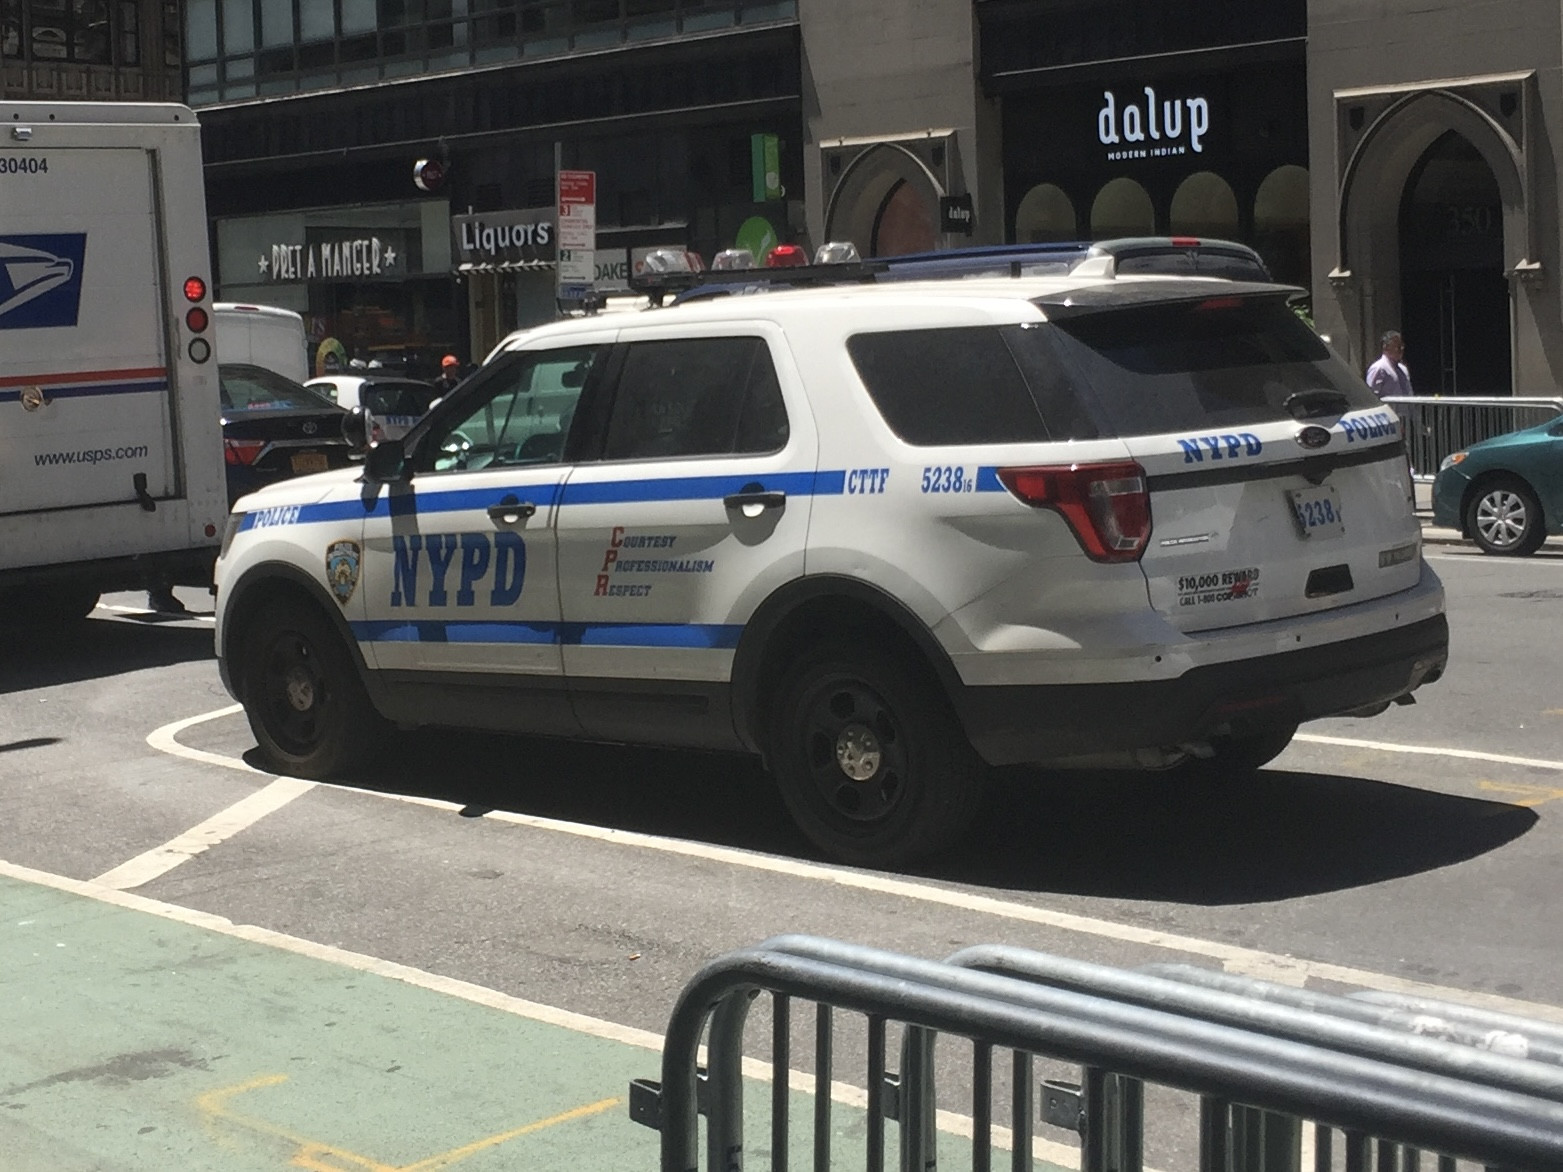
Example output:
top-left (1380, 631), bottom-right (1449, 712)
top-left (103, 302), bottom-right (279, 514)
top-left (214, 271), bottom-right (1447, 868)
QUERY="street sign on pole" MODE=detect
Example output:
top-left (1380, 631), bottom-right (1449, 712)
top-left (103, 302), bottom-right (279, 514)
top-left (557, 168), bottom-right (597, 299)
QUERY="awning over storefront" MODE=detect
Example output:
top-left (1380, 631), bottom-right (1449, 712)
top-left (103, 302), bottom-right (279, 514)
top-left (457, 260), bottom-right (556, 273)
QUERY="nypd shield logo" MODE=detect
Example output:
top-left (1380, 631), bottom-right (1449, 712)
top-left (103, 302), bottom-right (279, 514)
top-left (326, 539), bottom-right (361, 605)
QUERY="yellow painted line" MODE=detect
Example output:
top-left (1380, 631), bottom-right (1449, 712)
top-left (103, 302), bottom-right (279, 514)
top-left (197, 1075), bottom-right (618, 1171)
top-left (1478, 780), bottom-right (1563, 807)
top-left (1544, 709), bottom-right (1563, 717)
top-left (401, 1097), bottom-right (620, 1171)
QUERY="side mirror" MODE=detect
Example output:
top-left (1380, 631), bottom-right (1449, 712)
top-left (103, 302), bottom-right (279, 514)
top-left (342, 404), bottom-right (372, 453)
top-left (364, 437), bottom-right (407, 483)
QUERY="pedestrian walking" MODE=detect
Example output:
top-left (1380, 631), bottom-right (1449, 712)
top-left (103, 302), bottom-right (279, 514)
top-left (1365, 330), bottom-right (1413, 397)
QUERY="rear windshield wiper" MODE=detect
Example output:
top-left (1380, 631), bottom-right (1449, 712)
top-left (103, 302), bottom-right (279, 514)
top-left (1284, 388), bottom-right (1352, 420)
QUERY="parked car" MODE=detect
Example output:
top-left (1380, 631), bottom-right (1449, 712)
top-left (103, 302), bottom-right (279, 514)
top-left (1432, 415), bottom-right (1563, 555)
top-left (220, 364), bottom-right (353, 505)
top-left (306, 374), bottom-right (440, 441)
top-left (214, 269), bottom-right (1445, 867)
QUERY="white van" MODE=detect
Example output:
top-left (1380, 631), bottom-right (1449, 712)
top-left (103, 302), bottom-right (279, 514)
top-left (213, 303), bottom-right (309, 383)
top-left (0, 101), bottom-right (227, 621)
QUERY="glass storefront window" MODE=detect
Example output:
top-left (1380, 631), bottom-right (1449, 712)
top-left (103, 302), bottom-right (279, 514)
top-left (1170, 171), bottom-right (1239, 239)
top-left (1091, 178), bottom-right (1155, 239)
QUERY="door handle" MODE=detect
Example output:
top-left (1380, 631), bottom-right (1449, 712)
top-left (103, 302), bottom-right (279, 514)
top-left (723, 490), bottom-right (786, 511)
top-left (487, 496), bottom-right (536, 524)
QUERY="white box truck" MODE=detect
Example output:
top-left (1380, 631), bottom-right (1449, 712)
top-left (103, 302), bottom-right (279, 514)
top-left (1, 101), bottom-right (226, 621)
top-left (213, 302), bottom-right (309, 383)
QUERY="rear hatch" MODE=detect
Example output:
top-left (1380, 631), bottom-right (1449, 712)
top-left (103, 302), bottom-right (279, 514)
top-left (1023, 284), bottom-right (1420, 631)
top-left (1, 145), bottom-right (178, 514)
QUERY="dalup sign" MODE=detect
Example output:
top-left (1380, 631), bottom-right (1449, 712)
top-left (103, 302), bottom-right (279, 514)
top-left (1098, 87), bottom-right (1211, 161)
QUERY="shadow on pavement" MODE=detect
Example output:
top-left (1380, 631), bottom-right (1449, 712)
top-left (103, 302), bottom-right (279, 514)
top-left (935, 765), bottom-right (1537, 903)
top-left (324, 727), bottom-right (1535, 905)
top-left (0, 615), bottom-right (214, 695)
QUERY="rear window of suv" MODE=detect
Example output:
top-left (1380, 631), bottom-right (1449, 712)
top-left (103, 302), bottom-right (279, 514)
top-left (847, 297), bottom-right (1380, 447)
top-left (1033, 295), bottom-right (1381, 436)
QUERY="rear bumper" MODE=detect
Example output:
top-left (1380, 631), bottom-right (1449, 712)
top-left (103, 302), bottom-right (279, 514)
top-left (959, 613), bottom-right (1449, 766)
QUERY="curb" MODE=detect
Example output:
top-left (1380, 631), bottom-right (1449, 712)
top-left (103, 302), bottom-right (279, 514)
top-left (1419, 519), bottom-right (1467, 546)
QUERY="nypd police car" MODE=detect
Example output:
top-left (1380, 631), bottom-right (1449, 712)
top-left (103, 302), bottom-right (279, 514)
top-left (213, 270), bottom-right (1447, 868)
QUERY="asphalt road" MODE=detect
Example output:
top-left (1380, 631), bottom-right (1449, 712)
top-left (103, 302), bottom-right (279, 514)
top-left (2, 543), bottom-right (1561, 1169)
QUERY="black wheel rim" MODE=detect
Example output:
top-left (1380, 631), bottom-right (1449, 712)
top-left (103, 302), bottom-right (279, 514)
top-left (798, 676), bottom-right (909, 825)
top-left (257, 626), bottom-right (330, 756)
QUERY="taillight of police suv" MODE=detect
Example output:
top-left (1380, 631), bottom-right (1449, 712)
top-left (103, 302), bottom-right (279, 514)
top-left (997, 461), bottom-right (1152, 562)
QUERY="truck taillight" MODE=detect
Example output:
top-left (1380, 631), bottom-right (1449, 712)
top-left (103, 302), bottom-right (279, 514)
top-left (223, 438), bottom-right (265, 466)
top-left (186, 306), bottom-right (209, 332)
top-left (997, 461), bottom-right (1152, 562)
top-left (184, 276), bottom-right (207, 302)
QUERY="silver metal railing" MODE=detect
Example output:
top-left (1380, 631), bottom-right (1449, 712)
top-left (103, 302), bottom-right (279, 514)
top-left (629, 935), bottom-right (1563, 1172)
top-left (1381, 396), bottom-right (1563, 479)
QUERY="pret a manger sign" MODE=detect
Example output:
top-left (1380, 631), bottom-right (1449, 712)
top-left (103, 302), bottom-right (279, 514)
top-left (1098, 87), bottom-right (1211, 161)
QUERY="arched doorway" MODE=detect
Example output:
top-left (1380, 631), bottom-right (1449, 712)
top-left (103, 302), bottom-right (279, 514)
top-left (823, 143), bottom-right (942, 258)
top-left (1090, 178), bottom-right (1154, 239)
top-left (1169, 172), bottom-right (1239, 240)
top-left (1398, 131), bottom-right (1510, 395)
top-left (1014, 183), bottom-right (1078, 243)
top-left (1254, 164), bottom-right (1310, 287)
top-left (872, 179), bottom-right (939, 256)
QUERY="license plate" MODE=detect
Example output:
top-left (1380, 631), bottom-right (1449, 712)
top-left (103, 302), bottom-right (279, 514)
top-left (1287, 484), bottom-right (1344, 538)
top-left (290, 452), bottom-right (329, 474)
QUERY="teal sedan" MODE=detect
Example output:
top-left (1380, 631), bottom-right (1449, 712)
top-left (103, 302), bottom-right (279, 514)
top-left (1432, 415), bottom-right (1563, 555)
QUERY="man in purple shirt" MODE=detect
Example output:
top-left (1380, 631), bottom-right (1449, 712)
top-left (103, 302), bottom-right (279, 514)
top-left (1365, 330), bottom-right (1413, 396)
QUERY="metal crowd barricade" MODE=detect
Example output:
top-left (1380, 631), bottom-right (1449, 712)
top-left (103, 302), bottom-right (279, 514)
top-left (1380, 395), bottom-right (1563, 479)
top-left (627, 935), bottom-right (1563, 1172)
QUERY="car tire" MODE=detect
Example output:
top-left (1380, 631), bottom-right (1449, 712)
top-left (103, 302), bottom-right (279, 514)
top-left (240, 599), bottom-right (383, 778)
top-left (768, 644), bottom-right (985, 868)
top-left (1175, 724), bottom-right (1298, 782)
top-left (1466, 477), bottom-right (1546, 556)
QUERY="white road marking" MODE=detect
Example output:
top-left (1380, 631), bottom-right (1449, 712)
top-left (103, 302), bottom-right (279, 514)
top-left (96, 602), bottom-right (215, 622)
top-left (93, 777), bottom-right (316, 890)
top-left (0, 857), bottom-right (1084, 1168)
top-left (1295, 732), bottom-right (1563, 774)
top-left (144, 705), bottom-right (1563, 1025)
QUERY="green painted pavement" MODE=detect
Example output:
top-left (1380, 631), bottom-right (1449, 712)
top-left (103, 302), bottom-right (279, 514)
top-left (0, 872), bottom-right (1063, 1171)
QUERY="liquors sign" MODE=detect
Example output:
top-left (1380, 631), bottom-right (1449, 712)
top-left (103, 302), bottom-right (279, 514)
top-left (1098, 87), bottom-right (1211, 162)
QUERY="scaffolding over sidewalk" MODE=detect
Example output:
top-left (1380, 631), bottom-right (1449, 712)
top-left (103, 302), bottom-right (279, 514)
top-left (630, 935), bottom-right (1563, 1172)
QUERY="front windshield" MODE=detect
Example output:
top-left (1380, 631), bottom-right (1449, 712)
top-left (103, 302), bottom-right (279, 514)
top-left (220, 364), bottom-right (340, 412)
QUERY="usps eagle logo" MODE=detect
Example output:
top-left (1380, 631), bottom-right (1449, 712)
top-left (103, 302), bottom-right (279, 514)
top-left (0, 235), bottom-right (87, 329)
top-left (326, 539), bottom-right (361, 605)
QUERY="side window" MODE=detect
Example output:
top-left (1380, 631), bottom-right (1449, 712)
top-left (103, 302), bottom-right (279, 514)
top-left (417, 346), bottom-right (600, 473)
top-left (602, 336), bottom-right (789, 461)
top-left (846, 327), bottom-right (1053, 446)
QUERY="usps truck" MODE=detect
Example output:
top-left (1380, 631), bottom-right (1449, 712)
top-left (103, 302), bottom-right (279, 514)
top-left (1, 102), bottom-right (226, 621)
